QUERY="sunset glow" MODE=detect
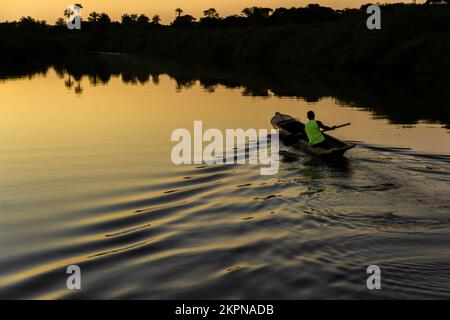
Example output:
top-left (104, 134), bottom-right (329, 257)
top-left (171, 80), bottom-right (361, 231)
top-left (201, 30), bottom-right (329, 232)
top-left (1, 0), bottom-right (418, 24)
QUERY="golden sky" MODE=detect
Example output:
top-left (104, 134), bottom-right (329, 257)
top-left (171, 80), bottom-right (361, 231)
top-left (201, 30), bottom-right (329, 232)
top-left (1, 0), bottom-right (414, 24)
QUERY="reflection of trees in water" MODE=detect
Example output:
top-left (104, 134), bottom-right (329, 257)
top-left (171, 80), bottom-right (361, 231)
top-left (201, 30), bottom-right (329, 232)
top-left (175, 78), bottom-right (197, 92)
top-left (89, 73), bottom-right (111, 86)
top-left (243, 87), bottom-right (271, 97)
top-left (62, 73), bottom-right (83, 94)
top-left (74, 83), bottom-right (83, 95)
top-left (64, 75), bottom-right (73, 89)
top-left (152, 74), bottom-right (160, 85)
top-left (200, 79), bottom-right (218, 93)
top-left (2, 54), bottom-right (449, 129)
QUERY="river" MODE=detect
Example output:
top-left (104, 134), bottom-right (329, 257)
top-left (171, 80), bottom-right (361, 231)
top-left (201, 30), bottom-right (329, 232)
top-left (1, 54), bottom-right (449, 299)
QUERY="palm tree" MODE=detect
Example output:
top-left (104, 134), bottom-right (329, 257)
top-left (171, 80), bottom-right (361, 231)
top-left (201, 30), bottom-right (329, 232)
top-left (136, 14), bottom-right (150, 27)
top-left (121, 14), bottom-right (131, 25)
top-left (88, 11), bottom-right (100, 23)
top-left (175, 8), bottom-right (183, 17)
top-left (98, 13), bottom-right (111, 24)
top-left (151, 15), bottom-right (161, 25)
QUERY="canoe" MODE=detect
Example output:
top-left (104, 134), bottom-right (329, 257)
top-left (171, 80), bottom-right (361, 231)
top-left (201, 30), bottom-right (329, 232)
top-left (271, 112), bottom-right (355, 158)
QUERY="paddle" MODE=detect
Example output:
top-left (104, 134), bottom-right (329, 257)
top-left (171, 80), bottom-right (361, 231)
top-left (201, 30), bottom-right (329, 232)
top-left (321, 122), bottom-right (351, 133)
top-left (283, 122), bottom-right (351, 146)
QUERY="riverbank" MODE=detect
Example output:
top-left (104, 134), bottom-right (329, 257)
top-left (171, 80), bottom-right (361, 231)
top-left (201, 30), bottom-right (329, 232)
top-left (1, 4), bottom-right (450, 73)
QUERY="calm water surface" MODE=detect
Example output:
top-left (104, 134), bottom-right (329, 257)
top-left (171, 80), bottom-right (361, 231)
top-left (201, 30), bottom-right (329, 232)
top-left (1, 55), bottom-right (450, 299)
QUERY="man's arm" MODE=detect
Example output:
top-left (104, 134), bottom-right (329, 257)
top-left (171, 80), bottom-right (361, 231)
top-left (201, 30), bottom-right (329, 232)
top-left (317, 121), bottom-right (335, 131)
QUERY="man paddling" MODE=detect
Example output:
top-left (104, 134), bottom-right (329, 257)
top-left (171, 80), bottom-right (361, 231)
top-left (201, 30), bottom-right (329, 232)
top-left (305, 111), bottom-right (336, 148)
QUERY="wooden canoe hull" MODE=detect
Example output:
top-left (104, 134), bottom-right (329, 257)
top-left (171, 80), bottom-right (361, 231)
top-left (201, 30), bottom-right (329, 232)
top-left (271, 113), bottom-right (355, 158)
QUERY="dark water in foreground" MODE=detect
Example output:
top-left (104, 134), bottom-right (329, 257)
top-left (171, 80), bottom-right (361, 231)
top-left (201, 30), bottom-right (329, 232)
top-left (1, 55), bottom-right (450, 299)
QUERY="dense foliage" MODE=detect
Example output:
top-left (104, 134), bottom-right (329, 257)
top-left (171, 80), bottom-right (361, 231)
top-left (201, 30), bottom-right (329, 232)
top-left (1, 3), bottom-right (450, 73)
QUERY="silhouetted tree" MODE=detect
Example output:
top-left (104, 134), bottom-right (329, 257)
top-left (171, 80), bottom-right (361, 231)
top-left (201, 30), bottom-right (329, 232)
top-left (88, 12), bottom-right (100, 23)
top-left (241, 7), bottom-right (273, 25)
top-left (121, 13), bottom-right (138, 26)
top-left (137, 14), bottom-right (150, 27)
top-left (98, 13), bottom-right (111, 25)
top-left (18, 16), bottom-right (47, 29)
top-left (151, 15), bottom-right (161, 25)
top-left (242, 7), bottom-right (273, 18)
top-left (200, 8), bottom-right (221, 27)
top-left (87, 12), bottom-right (110, 26)
top-left (172, 14), bottom-right (196, 27)
top-left (203, 8), bottom-right (219, 19)
top-left (175, 8), bottom-right (184, 17)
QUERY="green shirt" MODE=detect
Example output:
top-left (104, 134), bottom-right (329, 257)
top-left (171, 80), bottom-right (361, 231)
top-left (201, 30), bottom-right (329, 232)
top-left (305, 120), bottom-right (325, 145)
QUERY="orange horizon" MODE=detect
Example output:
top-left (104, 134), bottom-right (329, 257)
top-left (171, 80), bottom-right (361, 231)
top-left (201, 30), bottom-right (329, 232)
top-left (1, 1), bottom-right (418, 24)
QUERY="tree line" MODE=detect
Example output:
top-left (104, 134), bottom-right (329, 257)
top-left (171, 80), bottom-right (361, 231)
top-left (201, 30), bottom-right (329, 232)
top-left (2, 3), bottom-right (450, 74)
top-left (3, 2), bottom-right (448, 30)
top-left (0, 4), bottom-right (343, 29)
top-left (3, 2), bottom-right (450, 30)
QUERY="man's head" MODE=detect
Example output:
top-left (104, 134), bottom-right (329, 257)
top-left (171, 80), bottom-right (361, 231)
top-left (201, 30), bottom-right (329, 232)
top-left (307, 111), bottom-right (315, 120)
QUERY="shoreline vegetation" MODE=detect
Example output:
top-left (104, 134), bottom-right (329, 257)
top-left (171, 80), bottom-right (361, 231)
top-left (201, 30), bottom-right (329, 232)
top-left (1, 3), bottom-right (450, 73)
